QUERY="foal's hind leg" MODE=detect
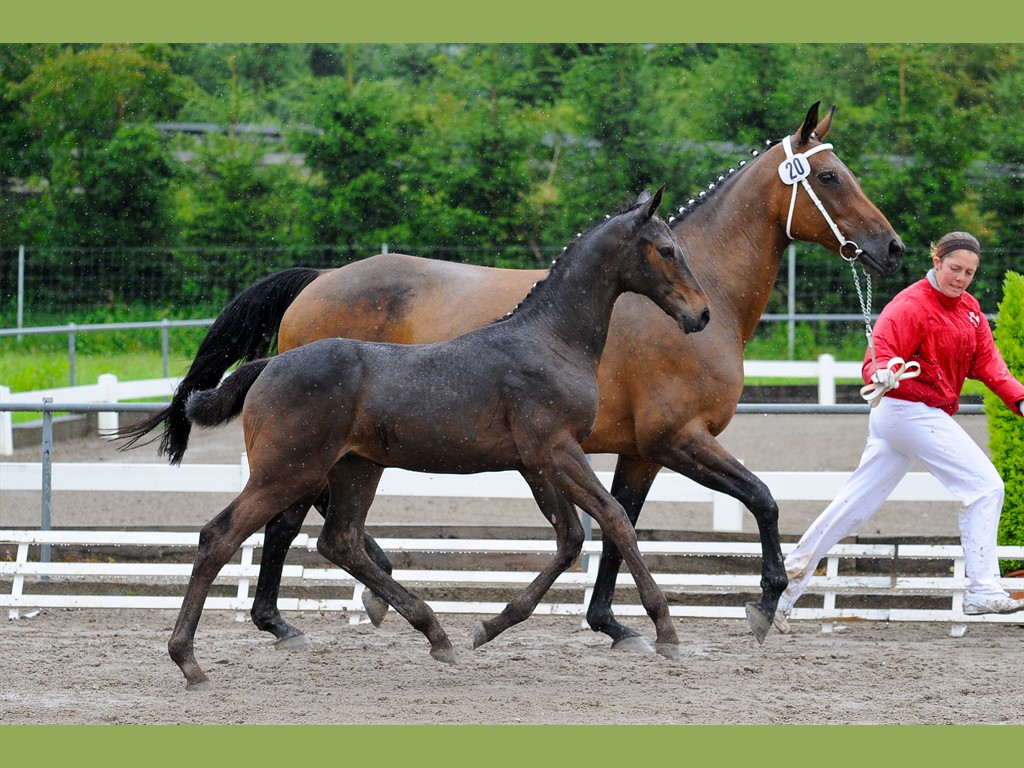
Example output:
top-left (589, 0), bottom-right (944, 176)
top-left (168, 486), bottom-right (317, 690)
top-left (251, 489), bottom-right (394, 646)
top-left (473, 477), bottom-right (585, 650)
top-left (315, 455), bottom-right (456, 664)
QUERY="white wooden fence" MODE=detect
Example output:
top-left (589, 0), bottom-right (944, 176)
top-left (0, 354), bottom-right (866, 454)
top-left (3, 529), bottom-right (1022, 637)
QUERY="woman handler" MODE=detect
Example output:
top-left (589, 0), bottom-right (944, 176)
top-left (775, 231), bottom-right (1024, 632)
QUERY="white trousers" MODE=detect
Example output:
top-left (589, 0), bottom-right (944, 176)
top-left (779, 396), bottom-right (1007, 612)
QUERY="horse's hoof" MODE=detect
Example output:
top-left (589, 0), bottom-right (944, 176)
top-left (610, 635), bottom-right (655, 654)
top-left (274, 633), bottom-right (310, 651)
top-left (654, 643), bottom-right (681, 661)
top-left (472, 622), bottom-right (490, 649)
top-left (362, 590), bottom-right (389, 628)
top-left (185, 679), bottom-right (212, 692)
top-left (745, 602), bottom-right (772, 645)
top-left (430, 647), bottom-right (457, 665)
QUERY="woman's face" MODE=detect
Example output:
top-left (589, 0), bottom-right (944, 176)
top-left (932, 249), bottom-right (979, 299)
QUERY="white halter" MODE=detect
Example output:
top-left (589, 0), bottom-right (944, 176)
top-left (778, 135), bottom-right (893, 384)
top-left (779, 135), bottom-right (862, 261)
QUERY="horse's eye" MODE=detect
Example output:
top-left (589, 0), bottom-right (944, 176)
top-left (817, 170), bottom-right (838, 184)
top-left (658, 246), bottom-right (676, 260)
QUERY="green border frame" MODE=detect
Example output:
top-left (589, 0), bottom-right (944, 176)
top-left (3, 0), bottom-right (1023, 42)
top-left (3, 1), bottom-right (1022, 758)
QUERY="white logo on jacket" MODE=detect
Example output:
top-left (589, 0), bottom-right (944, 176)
top-left (968, 311), bottom-right (981, 328)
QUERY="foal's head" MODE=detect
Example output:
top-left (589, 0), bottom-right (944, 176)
top-left (614, 187), bottom-right (711, 334)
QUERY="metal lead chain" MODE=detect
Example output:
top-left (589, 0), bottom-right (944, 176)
top-left (849, 260), bottom-right (877, 372)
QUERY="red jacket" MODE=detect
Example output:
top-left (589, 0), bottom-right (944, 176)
top-left (862, 277), bottom-right (1024, 416)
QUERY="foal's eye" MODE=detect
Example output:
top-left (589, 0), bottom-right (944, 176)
top-left (658, 246), bottom-right (676, 260)
top-left (817, 170), bottom-right (838, 184)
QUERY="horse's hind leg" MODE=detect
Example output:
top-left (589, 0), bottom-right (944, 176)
top-left (315, 455), bottom-right (456, 664)
top-left (585, 454), bottom-right (660, 652)
top-left (473, 477), bottom-right (585, 650)
top-left (252, 503), bottom-right (313, 647)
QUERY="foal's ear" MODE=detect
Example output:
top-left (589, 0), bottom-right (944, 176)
top-left (637, 185), bottom-right (664, 221)
top-left (797, 101), bottom-right (822, 146)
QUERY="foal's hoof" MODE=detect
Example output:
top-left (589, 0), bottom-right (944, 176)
top-left (654, 643), bottom-right (681, 661)
top-left (745, 601), bottom-right (772, 646)
top-left (430, 647), bottom-right (458, 665)
top-left (362, 590), bottom-right (389, 628)
top-left (274, 633), bottom-right (310, 651)
top-left (471, 622), bottom-right (490, 649)
top-left (610, 635), bottom-right (655, 654)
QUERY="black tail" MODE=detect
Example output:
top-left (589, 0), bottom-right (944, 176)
top-left (111, 267), bottom-right (322, 464)
top-left (185, 359), bottom-right (271, 428)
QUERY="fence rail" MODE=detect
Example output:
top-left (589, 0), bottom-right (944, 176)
top-left (4, 354), bottom-right (974, 455)
top-left (3, 529), bottom-right (1022, 637)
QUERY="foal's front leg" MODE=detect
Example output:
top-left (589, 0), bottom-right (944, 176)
top-left (473, 476), bottom-right (585, 649)
top-left (544, 440), bottom-right (680, 659)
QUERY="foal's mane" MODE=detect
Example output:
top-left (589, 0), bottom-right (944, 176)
top-left (495, 196), bottom-right (651, 324)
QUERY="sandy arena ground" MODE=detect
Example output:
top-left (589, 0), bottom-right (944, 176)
top-left (2, 412), bottom-right (1022, 724)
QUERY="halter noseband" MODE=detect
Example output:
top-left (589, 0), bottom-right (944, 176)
top-left (780, 135), bottom-right (862, 261)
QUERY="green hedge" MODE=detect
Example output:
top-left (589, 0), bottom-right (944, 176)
top-left (984, 271), bottom-right (1024, 574)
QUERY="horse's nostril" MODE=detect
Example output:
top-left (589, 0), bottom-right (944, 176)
top-left (889, 239), bottom-right (905, 258)
top-left (700, 307), bottom-right (711, 329)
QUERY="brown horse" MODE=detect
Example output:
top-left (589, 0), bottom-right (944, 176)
top-left (118, 102), bottom-right (904, 649)
top-left (167, 188), bottom-right (709, 688)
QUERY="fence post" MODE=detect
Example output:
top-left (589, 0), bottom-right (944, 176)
top-left (41, 398), bottom-right (52, 563)
top-left (787, 244), bottom-right (796, 360)
top-left (817, 353), bottom-right (836, 405)
top-left (68, 323), bottom-right (77, 386)
top-left (0, 385), bottom-right (12, 455)
top-left (17, 245), bottom-right (25, 341)
top-left (97, 374), bottom-right (119, 432)
top-left (160, 319), bottom-right (170, 378)
top-left (712, 491), bottom-right (744, 532)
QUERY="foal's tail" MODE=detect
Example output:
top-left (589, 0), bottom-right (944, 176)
top-left (185, 359), bottom-right (271, 428)
top-left (111, 267), bottom-right (322, 465)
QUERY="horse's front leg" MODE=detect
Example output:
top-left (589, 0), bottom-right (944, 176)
top-left (543, 440), bottom-right (679, 659)
top-left (585, 454), bottom-right (661, 651)
top-left (649, 429), bottom-right (786, 644)
top-left (473, 476), bottom-right (585, 649)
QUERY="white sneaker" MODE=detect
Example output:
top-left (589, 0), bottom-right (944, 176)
top-left (962, 592), bottom-right (1024, 615)
top-left (773, 605), bottom-right (792, 634)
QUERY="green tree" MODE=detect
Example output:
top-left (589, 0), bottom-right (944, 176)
top-left (984, 272), bottom-right (1024, 570)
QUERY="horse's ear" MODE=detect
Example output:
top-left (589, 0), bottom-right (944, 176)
top-left (797, 101), bottom-right (822, 146)
top-left (813, 105), bottom-right (836, 141)
top-left (637, 185), bottom-right (664, 221)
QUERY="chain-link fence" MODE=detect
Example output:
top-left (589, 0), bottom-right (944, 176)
top-left (2, 242), bottom-right (1020, 329)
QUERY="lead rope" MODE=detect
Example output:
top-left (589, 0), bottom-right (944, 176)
top-left (850, 248), bottom-right (923, 406)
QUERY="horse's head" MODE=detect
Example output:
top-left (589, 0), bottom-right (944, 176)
top-left (622, 186), bottom-right (711, 334)
top-left (770, 102), bottom-right (904, 276)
